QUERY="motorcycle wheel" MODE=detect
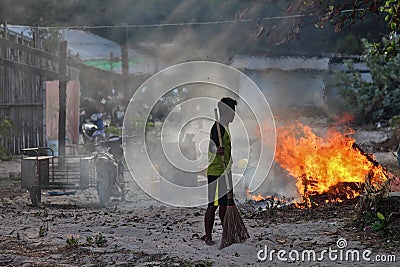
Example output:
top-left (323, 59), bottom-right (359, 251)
top-left (97, 169), bottom-right (111, 208)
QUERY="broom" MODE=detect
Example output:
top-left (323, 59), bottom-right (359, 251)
top-left (214, 108), bottom-right (249, 249)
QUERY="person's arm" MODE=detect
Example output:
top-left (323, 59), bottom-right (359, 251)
top-left (209, 143), bottom-right (218, 154)
top-left (209, 123), bottom-right (225, 156)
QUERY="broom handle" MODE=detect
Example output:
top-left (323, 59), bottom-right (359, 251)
top-left (214, 108), bottom-right (233, 200)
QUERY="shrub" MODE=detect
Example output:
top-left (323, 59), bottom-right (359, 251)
top-left (339, 38), bottom-right (400, 123)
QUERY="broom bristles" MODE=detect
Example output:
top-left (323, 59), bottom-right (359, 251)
top-left (220, 205), bottom-right (249, 249)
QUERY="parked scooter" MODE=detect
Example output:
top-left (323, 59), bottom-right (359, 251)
top-left (81, 113), bottom-right (106, 152)
top-left (94, 136), bottom-right (127, 207)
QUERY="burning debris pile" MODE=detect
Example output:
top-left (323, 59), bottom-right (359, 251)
top-left (252, 121), bottom-right (393, 208)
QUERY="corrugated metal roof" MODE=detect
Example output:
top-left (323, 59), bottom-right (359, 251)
top-left (231, 55), bottom-right (330, 71)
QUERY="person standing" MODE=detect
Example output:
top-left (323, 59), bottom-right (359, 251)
top-left (203, 97), bottom-right (237, 245)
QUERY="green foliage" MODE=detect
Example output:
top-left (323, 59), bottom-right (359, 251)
top-left (0, 0), bottom-right (387, 56)
top-left (339, 38), bottom-right (400, 123)
top-left (389, 115), bottom-right (400, 128)
top-left (335, 34), bottom-right (361, 55)
top-left (66, 235), bottom-right (80, 248)
top-left (325, 0), bottom-right (400, 58)
top-left (371, 33), bottom-right (400, 60)
top-left (378, 0), bottom-right (400, 57)
top-left (0, 146), bottom-right (8, 160)
top-left (389, 115), bottom-right (400, 146)
top-left (66, 233), bottom-right (107, 248)
top-left (39, 225), bottom-right (47, 237)
top-left (39, 28), bottom-right (62, 54)
top-left (264, 197), bottom-right (280, 218)
top-left (34, 204), bottom-right (49, 219)
top-left (357, 173), bottom-right (393, 236)
top-left (35, 204), bottom-right (49, 238)
top-left (105, 126), bottom-right (122, 136)
top-left (94, 233), bottom-right (107, 247)
top-left (0, 118), bottom-right (11, 137)
top-left (86, 236), bottom-right (94, 244)
top-left (372, 212), bottom-right (392, 232)
top-left (0, 118), bottom-right (12, 160)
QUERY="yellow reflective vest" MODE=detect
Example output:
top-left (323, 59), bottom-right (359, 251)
top-left (207, 122), bottom-right (232, 176)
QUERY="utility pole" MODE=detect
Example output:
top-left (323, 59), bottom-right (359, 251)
top-left (58, 41), bottom-right (67, 168)
top-left (121, 23), bottom-right (130, 102)
top-left (109, 51), bottom-right (114, 72)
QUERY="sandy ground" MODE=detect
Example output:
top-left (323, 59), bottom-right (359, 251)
top-left (0, 125), bottom-right (400, 266)
top-left (0, 156), bottom-right (399, 267)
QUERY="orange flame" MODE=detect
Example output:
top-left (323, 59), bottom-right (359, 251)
top-left (274, 122), bottom-right (386, 197)
top-left (246, 189), bottom-right (269, 201)
top-left (255, 121), bottom-right (387, 205)
top-left (245, 189), bottom-right (292, 205)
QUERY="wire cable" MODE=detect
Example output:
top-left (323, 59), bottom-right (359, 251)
top-left (3, 9), bottom-right (362, 30)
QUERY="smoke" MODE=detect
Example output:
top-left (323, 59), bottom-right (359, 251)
top-left (1, 1), bottom-right (349, 204)
top-left (122, 61), bottom-right (278, 207)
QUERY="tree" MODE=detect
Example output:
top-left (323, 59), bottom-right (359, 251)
top-left (0, 0), bottom-right (388, 57)
top-left (320, 0), bottom-right (400, 58)
top-left (339, 39), bottom-right (400, 123)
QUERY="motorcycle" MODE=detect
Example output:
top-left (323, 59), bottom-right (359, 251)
top-left (81, 113), bottom-right (106, 152)
top-left (94, 136), bottom-right (127, 207)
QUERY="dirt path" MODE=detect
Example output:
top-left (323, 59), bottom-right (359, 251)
top-left (0, 157), bottom-right (398, 267)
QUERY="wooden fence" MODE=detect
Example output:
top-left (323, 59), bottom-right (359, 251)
top-left (0, 24), bottom-right (129, 155)
top-left (0, 24), bottom-right (69, 154)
